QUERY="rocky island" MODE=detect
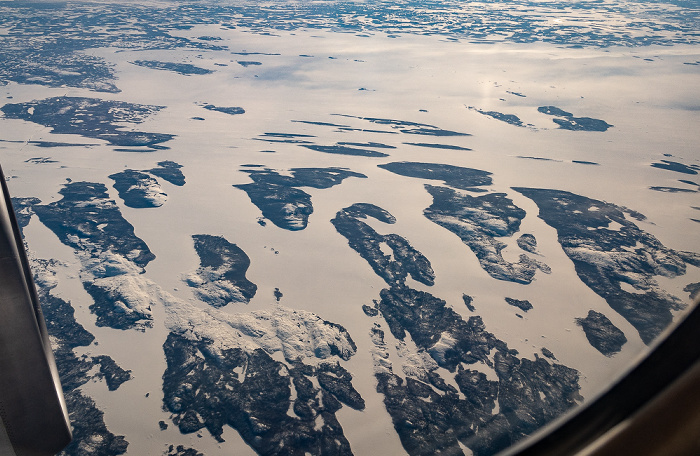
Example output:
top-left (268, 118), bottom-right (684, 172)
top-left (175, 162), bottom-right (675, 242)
top-left (575, 310), bottom-right (627, 356)
top-left (185, 234), bottom-right (257, 307)
top-left (1, 96), bottom-right (175, 148)
top-left (130, 60), bottom-right (214, 75)
top-left (537, 106), bottom-right (612, 132)
top-left (32, 181), bottom-right (158, 330)
top-left (514, 187), bottom-right (700, 344)
top-left (332, 202), bottom-right (582, 456)
top-left (235, 167), bottom-right (366, 230)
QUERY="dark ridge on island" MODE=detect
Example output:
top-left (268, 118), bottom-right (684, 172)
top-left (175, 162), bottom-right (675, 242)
top-left (513, 187), bottom-right (700, 344)
top-left (1, 96), bottom-right (175, 148)
top-left (1, 139), bottom-right (98, 150)
top-left (336, 126), bottom-right (399, 134)
top-left (29, 140), bottom-right (99, 148)
top-left (537, 106), bottom-right (612, 132)
top-left (331, 202), bottom-right (582, 456)
top-left (261, 132), bottom-right (316, 139)
top-left (200, 103), bottom-right (245, 115)
top-left (237, 60), bottom-right (262, 67)
top-left (334, 114), bottom-right (471, 136)
top-left (301, 144), bottom-right (389, 157)
top-left (235, 167), bottom-right (366, 230)
top-left (404, 142), bottom-right (472, 151)
top-left (254, 137), bottom-right (314, 144)
top-left (469, 106), bottom-right (527, 128)
top-left (232, 51), bottom-right (280, 56)
top-left (114, 148), bottom-right (167, 152)
top-left (185, 234), bottom-right (257, 307)
top-left (505, 297), bottom-right (533, 312)
top-left (337, 141), bottom-right (396, 149)
top-left (291, 120), bottom-right (351, 128)
top-left (575, 310), bottom-right (627, 356)
top-left (424, 185), bottom-right (551, 284)
top-left (517, 156), bottom-right (561, 162)
top-left (679, 179), bottom-right (699, 186)
top-left (507, 91), bottom-right (526, 97)
top-left (650, 159), bottom-right (699, 175)
top-left (572, 160), bottom-right (600, 165)
top-left (378, 161), bottom-right (492, 190)
top-left (649, 186), bottom-right (698, 193)
top-left (130, 60), bottom-right (214, 75)
top-left (25, 157), bottom-right (57, 164)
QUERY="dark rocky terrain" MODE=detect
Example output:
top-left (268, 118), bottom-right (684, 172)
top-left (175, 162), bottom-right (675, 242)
top-left (505, 297), bottom-right (533, 312)
top-left (332, 202), bottom-right (582, 456)
top-left (235, 167), bottom-right (366, 230)
top-left (162, 330), bottom-right (365, 455)
top-left (200, 104), bottom-right (246, 115)
top-left (423, 185), bottom-right (550, 284)
top-left (302, 144), bottom-right (390, 157)
top-left (2, 1), bottom-right (698, 455)
top-left (109, 170), bottom-right (166, 208)
top-left (331, 203), bottom-right (435, 287)
top-left (514, 187), bottom-right (700, 344)
top-left (684, 282), bottom-right (700, 301)
top-left (516, 233), bottom-right (538, 253)
top-left (148, 161), bottom-right (186, 186)
top-left (404, 142), bottom-right (471, 151)
top-left (10, 204), bottom-right (131, 456)
top-left (337, 114), bottom-right (470, 137)
top-left (33, 181), bottom-right (155, 268)
top-left (164, 445), bottom-right (204, 456)
top-left (537, 106), bottom-right (612, 132)
top-left (649, 186), bottom-right (697, 193)
top-left (185, 234), bottom-right (257, 307)
top-left (109, 161), bottom-right (186, 208)
top-left (470, 107), bottom-right (527, 127)
top-left (650, 159), bottom-right (699, 175)
top-left (131, 60), bottom-right (214, 75)
top-left (575, 310), bottom-right (627, 356)
top-left (1, 96), bottom-right (174, 148)
top-left (31, 181), bottom-right (157, 330)
top-left (378, 161), bottom-right (492, 190)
